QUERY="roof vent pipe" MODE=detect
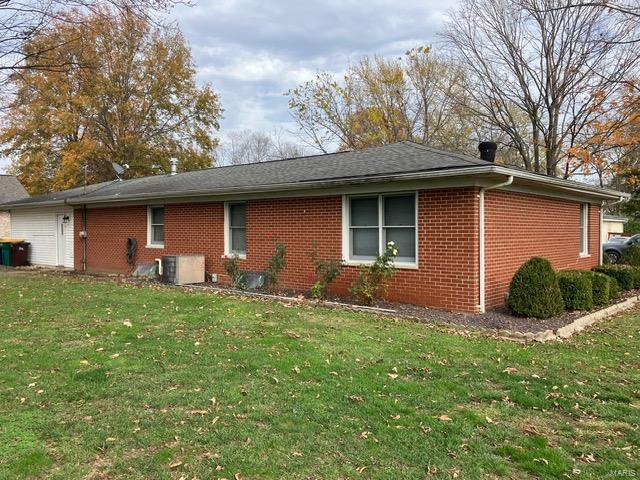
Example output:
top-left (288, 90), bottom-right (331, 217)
top-left (170, 158), bottom-right (178, 176)
top-left (478, 142), bottom-right (497, 163)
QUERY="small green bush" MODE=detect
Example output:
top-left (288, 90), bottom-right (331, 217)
top-left (608, 276), bottom-right (621, 301)
top-left (309, 246), bottom-right (342, 300)
top-left (622, 243), bottom-right (640, 266)
top-left (590, 271), bottom-right (611, 306)
top-left (593, 265), bottom-right (635, 290)
top-left (223, 255), bottom-right (247, 289)
top-left (629, 266), bottom-right (640, 289)
top-left (557, 270), bottom-right (593, 311)
top-left (265, 242), bottom-right (287, 289)
top-left (507, 257), bottom-right (565, 318)
top-left (350, 241), bottom-right (397, 305)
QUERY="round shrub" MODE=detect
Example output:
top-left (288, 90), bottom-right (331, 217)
top-left (630, 266), bottom-right (640, 289)
top-left (593, 265), bottom-right (635, 290)
top-left (622, 243), bottom-right (640, 266)
top-left (590, 271), bottom-right (611, 306)
top-left (507, 257), bottom-right (565, 318)
top-left (608, 276), bottom-right (621, 301)
top-left (557, 270), bottom-right (593, 311)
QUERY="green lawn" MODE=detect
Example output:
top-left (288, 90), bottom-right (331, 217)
top-left (0, 272), bottom-right (638, 479)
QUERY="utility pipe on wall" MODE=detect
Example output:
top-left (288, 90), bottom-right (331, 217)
top-left (82, 204), bottom-right (88, 272)
top-left (479, 175), bottom-right (513, 314)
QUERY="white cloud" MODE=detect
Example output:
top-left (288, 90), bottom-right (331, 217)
top-left (171, 0), bottom-right (456, 139)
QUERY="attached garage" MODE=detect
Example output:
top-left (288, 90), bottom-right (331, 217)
top-left (11, 207), bottom-right (75, 268)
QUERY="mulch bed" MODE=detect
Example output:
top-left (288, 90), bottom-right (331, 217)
top-left (4, 266), bottom-right (638, 334)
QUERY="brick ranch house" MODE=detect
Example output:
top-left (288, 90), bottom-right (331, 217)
top-left (1, 141), bottom-right (629, 313)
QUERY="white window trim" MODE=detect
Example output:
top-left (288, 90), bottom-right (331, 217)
top-left (341, 193), bottom-right (418, 269)
top-left (223, 201), bottom-right (247, 259)
top-left (580, 203), bottom-right (590, 257)
top-left (147, 205), bottom-right (165, 248)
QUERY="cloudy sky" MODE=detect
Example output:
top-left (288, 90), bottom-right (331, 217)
top-left (168, 0), bottom-right (455, 148)
top-left (0, 0), bottom-right (454, 172)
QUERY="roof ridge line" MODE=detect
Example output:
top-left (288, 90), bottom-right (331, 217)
top-left (401, 141), bottom-right (486, 166)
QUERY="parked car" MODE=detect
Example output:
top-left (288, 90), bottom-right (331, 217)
top-left (603, 234), bottom-right (640, 263)
top-left (608, 235), bottom-right (630, 243)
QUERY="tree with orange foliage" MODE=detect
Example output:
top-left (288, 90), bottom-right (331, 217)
top-left (1, 7), bottom-right (222, 194)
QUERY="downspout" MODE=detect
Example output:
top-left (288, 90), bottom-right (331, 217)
top-left (479, 175), bottom-right (514, 314)
top-left (82, 204), bottom-right (88, 272)
top-left (600, 196), bottom-right (626, 265)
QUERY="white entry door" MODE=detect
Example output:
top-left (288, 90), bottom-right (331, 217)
top-left (56, 214), bottom-right (66, 266)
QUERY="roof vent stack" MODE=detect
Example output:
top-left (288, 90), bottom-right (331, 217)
top-left (170, 158), bottom-right (178, 176)
top-left (478, 142), bottom-right (497, 163)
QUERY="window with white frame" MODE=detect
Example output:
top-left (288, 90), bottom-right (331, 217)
top-left (226, 202), bottom-right (247, 256)
top-left (346, 193), bottom-right (416, 264)
top-left (580, 203), bottom-right (588, 255)
top-left (148, 206), bottom-right (164, 247)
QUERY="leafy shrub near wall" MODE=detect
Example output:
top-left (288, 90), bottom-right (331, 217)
top-left (590, 271), bottom-right (611, 306)
top-left (223, 255), bottom-right (247, 289)
top-left (309, 246), bottom-right (342, 299)
top-left (631, 266), bottom-right (640, 289)
top-left (265, 242), bottom-right (287, 289)
top-left (593, 265), bottom-right (635, 290)
top-left (622, 243), bottom-right (640, 266)
top-left (507, 257), bottom-right (565, 318)
top-left (350, 241), bottom-right (397, 305)
top-left (557, 270), bottom-right (594, 311)
top-left (608, 276), bottom-right (621, 301)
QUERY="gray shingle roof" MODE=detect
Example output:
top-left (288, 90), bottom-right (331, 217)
top-left (0, 141), bottom-right (627, 207)
top-left (0, 175), bottom-right (29, 204)
top-left (0, 181), bottom-right (114, 207)
top-left (76, 141), bottom-right (490, 201)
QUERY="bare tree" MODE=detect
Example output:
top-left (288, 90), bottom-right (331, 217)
top-left (287, 47), bottom-right (477, 154)
top-left (217, 129), bottom-right (306, 166)
top-left (441, 0), bottom-right (640, 176)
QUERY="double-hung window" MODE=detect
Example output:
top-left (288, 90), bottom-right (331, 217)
top-left (346, 193), bottom-right (417, 265)
top-left (147, 206), bottom-right (164, 247)
top-left (580, 203), bottom-right (589, 256)
top-left (225, 202), bottom-right (247, 257)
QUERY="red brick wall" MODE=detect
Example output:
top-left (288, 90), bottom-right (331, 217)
top-left (74, 188), bottom-right (481, 312)
top-left (73, 188), bottom-right (601, 313)
top-left (484, 190), bottom-right (601, 309)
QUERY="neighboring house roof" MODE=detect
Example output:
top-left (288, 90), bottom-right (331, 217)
top-left (0, 175), bottom-right (29, 204)
top-left (603, 214), bottom-right (629, 223)
top-left (0, 141), bottom-right (629, 208)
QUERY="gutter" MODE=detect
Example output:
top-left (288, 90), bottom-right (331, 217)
top-left (479, 175), bottom-right (514, 314)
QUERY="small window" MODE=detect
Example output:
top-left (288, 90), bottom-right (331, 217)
top-left (347, 193), bottom-right (417, 264)
top-left (226, 202), bottom-right (246, 256)
top-left (349, 197), bottom-right (379, 260)
top-left (383, 195), bottom-right (416, 263)
top-left (580, 203), bottom-right (588, 255)
top-left (148, 206), bottom-right (164, 247)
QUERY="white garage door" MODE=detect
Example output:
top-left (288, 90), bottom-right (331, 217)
top-left (10, 207), bottom-right (75, 268)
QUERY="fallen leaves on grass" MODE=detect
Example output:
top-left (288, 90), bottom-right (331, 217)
top-left (578, 453), bottom-right (596, 464)
top-left (437, 415), bottom-right (453, 422)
